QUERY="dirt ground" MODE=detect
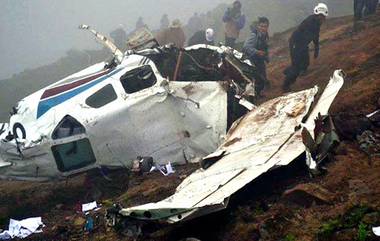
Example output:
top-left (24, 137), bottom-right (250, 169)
top-left (1, 12), bottom-right (380, 241)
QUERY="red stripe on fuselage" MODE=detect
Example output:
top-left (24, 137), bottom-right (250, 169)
top-left (40, 69), bottom-right (112, 100)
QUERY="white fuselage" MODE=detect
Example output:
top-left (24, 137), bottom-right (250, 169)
top-left (0, 49), bottom-right (228, 180)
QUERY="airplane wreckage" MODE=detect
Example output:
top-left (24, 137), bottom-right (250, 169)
top-left (0, 26), bottom-right (344, 225)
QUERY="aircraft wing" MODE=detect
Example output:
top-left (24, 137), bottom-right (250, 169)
top-left (115, 70), bottom-right (344, 223)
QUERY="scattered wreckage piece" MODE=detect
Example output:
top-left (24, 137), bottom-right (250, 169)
top-left (110, 70), bottom-right (345, 224)
top-left (367, 109), bottom-right (380, 127)
top-left (0, 25), bottom-right (259, 181)
top-left (329, 108), bottom-right (380, 156)
top-left (0, 217), bottom-right (44, 240)
top-left (125, 27), bottom-right (158, 51)
top-left (283, 183), bottom-right (336, 207)
top-left (302, 114), bottom-right (340, 168)
top-left (357, 130), bottom-right (380, 156)
top-left (79, 24), bottom-right (124, 64)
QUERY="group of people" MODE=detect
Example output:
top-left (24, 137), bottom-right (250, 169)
top-left (223, 1), bottom-right (329, 95)
top-left (155, 19), bottom-right (215, 48)
top-left (146, 0), bottom-right (377, 96)
top-left (152, 1), bottom-right (330, 97)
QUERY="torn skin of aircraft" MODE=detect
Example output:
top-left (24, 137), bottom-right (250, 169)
top-left (0, 27), bottom-right (259, 181)
top-left (107, 70), bottom-right (344, 225)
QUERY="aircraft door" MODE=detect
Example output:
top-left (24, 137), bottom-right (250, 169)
top-left (51, 115), bottom-right (96, 172)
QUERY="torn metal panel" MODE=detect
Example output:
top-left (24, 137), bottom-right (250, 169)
top-left (79, 24), bottom-right (124, 63)
top-left (270, 69), bottom-right (345, 167)
top-left (126, 27), bottom-right (158, 51)
top-left (118, 87), bottom-right (317, 220)
top-left (302, 115), bottom-right (340, 166)
top-left (116, 70), bottom-right (344, 223)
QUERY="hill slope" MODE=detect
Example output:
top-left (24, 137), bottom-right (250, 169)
top-left (0, 11), bottom-right (379, 241)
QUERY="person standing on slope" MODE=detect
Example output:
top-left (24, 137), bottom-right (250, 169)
top-left (282, 3), bottom-right (328, 92)
top-left (354, 0), bottom-right (366, 20)
top-left (222, 1), bottom-right (246, 48)
top-left (243, 17), bottom-right (270, 97)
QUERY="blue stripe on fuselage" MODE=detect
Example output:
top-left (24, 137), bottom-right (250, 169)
top-left (37, 68), bottom-right (123, 118)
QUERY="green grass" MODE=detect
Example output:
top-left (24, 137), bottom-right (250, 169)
top-left (284, 233), bottom-right (296, 241)
top-left (357, 223), bottom-right (368, 241)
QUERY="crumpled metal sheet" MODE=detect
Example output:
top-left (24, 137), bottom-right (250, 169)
top-left (269, 70), bottom-right (344, 167)
top-left (119, 87), bottom-right (317, 220)
top-left (118, 70), bottom-right (345, 223)
top-left (91, 81), bottom-right (227, 168)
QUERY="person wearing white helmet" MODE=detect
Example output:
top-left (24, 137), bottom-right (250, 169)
top-left (205, 28), bottom-right (215, 43)
top-left (187, 28), bottom-right (215, 46)
top-left (314, 3), bottom-right (329, 17)
top-left (282, 3), bottom-right (328, 92)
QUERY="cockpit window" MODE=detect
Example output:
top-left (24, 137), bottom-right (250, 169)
top-left (85, 84), bottom-right (117, 108)
top-left (52, 115), bottom-right (85, 140)
top-left (120, 65), bottom-right (157, 94)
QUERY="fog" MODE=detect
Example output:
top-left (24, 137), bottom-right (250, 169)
top-left (0, 0), bottom-right (228, 79)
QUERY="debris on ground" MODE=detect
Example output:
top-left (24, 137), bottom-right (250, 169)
top-left (357, 130), bottom-right (380, 156)
top-left (302, 114), bottom-right (340, 171)
top-left (332, 112), bottom-right (373, 140)
top-left (368, 109), bottom-right (380, 127)
top-left (0, 217), bottom-right (44, 240)
top-left (81, 201), bottom-right (99, 213)
top-left (1, 12), bottom-right (380, 241)
top-left (132, 157), bottom-right (154, 174)
top-left (373, 226), bottom-right (380, 236)
top-left (283, 183), bottom-right (336, 207)
top-left (149, 162), bottom-right (176, 176)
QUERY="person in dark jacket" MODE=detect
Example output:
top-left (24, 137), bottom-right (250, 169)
top-left (243, 17), bottom-right (270, 96)
top-left (222, 1), bottom-right (246, 48)
top-left (188, 28), bottom-right (215, 46)
top-left (365, 0), bottom-right (378, 15)
top-left (354, 0), bottom-right (366, 20)
top-left (282, 3), bottom-right (328, 92)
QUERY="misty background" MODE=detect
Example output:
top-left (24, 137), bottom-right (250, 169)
top-left (0, 0), bottom-right (228, 79)
top-left (0, 0), bottom-right (352, 121)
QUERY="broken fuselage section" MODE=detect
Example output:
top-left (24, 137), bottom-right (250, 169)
top-left (109, 70), bottom-right (345, 225)
top-left (0, 36), bottom-right (259, 180)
